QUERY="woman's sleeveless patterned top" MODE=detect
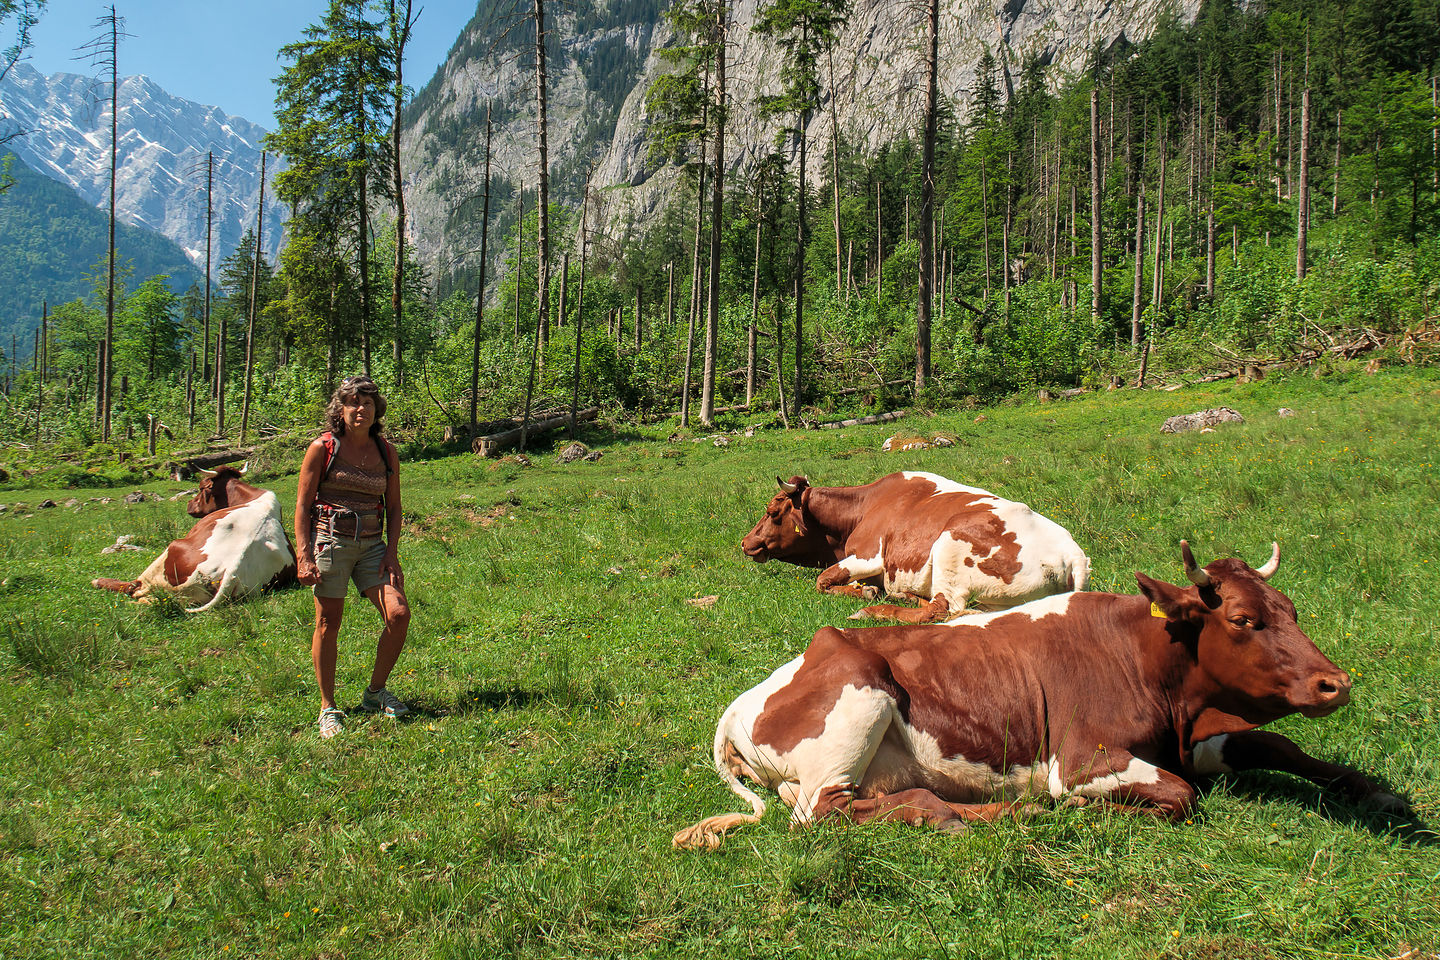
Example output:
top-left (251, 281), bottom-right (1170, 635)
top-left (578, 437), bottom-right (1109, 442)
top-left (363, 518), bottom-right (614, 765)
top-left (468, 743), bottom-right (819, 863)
top-left (317, 436), bottom-right (387, 536)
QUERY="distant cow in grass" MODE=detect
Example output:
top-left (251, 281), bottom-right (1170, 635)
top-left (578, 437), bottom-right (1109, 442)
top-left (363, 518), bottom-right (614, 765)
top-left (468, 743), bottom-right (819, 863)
top-left (92, 465), bottom-right (296, 612)
top-left (741, 472), bottom-right (1090, 622)
top-left (674, 542), bottom-right (1404, 849)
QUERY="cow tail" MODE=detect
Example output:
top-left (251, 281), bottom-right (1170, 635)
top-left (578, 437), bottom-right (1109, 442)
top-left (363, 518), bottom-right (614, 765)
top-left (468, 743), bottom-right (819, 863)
top-left (185, 568), bottom-right (237, 613)
top-left (672, 711), bottom-right (767, 851)
top-left (1068, 551), bottom-right (1092, 593)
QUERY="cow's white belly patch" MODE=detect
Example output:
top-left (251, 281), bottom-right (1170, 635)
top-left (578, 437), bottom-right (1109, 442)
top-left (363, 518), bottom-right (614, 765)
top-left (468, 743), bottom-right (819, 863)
top-left (860, 721), bottom-right (1053, 802)
top-left (836, 546), bottom-right (885, 583)
top-left (941, 591), bottom-right (1075, 627)
top-left (1070, 756), bottom-right (1163, 798)
top-left (1191, 735), bottom-right (1232, 775)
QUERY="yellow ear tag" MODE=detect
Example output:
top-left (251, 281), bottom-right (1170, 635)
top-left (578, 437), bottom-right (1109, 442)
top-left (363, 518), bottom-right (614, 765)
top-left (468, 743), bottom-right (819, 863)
top-left (1150, 602), bottom-right (1167, 619)
top-left (794, 525), bottom-right (802, 535)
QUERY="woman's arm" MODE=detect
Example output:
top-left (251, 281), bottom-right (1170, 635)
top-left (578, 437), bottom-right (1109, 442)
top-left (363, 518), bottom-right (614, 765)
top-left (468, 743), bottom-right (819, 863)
top-left (294, 440), bottom-right (326, 585)
top-left (382, 439), bottom-right (404, 585)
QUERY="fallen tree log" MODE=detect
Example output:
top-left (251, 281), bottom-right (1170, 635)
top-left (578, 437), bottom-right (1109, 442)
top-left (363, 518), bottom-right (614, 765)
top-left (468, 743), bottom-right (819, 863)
top-left (177, 447), bottom-right (258, 474)
top-left (472, 407), bottom-right (598, 457)
top-left (815, 409), bottom-right (908, 430)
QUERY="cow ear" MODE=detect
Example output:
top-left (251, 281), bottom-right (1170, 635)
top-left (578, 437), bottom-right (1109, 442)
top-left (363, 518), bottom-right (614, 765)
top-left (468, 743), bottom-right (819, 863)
top-left (1136, 572), bottom-right (1207, 622)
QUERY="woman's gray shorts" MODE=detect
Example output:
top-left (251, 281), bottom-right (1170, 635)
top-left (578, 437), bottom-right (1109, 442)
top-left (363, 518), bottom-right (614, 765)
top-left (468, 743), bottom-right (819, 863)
top-left (313, 533), bottom-right (389, 598)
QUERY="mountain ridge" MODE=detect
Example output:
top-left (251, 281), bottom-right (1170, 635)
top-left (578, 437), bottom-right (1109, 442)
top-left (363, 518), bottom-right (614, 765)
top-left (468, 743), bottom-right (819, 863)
top-left (0, 61), bottom-right (283, 269)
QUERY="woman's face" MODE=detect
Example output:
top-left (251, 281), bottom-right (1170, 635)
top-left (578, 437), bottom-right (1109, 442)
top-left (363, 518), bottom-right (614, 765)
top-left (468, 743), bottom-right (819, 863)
top-left (342, 394), bottom-right (376, 433)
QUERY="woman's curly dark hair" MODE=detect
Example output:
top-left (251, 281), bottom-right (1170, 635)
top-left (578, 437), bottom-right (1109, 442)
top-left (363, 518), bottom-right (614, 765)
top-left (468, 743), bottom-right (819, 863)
top-left (325, 375), bottom-right (387, 437)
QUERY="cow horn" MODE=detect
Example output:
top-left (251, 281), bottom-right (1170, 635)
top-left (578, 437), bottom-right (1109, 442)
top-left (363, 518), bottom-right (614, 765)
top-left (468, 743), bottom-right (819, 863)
top-left (237, 462), bottom-right (249, 476)
top-left (1255, 541), bottom-right (1281, 580)
top-left (1180, 540), bottom-right (1212, 586)
top-left (197, 467), bottom-right (218, 478)
top-left (777, 476), bottom-right (798, 494)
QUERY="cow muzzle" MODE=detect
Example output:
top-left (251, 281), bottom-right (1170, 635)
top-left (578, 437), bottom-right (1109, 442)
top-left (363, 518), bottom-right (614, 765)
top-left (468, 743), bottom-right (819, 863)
top-left (740, 538), bottom-right (769, 562)
top-left (1298, 669), bottom-right (1352, 718)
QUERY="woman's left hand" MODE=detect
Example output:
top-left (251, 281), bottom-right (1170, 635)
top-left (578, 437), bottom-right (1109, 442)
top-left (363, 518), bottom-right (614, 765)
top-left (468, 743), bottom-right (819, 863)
top-left (382, 551), bottom-right (404, 588)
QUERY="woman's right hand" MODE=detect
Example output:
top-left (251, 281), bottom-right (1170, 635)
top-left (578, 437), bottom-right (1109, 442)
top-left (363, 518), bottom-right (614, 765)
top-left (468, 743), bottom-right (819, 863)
top-left (297, 556), bottom-right (320, 585)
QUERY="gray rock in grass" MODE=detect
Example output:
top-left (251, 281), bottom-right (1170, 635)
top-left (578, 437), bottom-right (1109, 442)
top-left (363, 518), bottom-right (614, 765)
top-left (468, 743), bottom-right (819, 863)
top-left (1161, 407), bottom-right (1245, 434)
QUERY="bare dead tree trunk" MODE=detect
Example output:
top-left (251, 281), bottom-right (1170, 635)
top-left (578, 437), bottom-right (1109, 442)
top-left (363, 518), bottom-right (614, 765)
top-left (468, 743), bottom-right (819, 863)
top-left (1067, 182), bottom-right (1077, 311)
top-left (1333, 107), bottom-right (1343, 216)
top-left (533, 0), bottom-right (551, 368)
top-left (749, 187), bottom-right (761, 406)
top-left (666, 261), bottom-right (674, 329)
top-left (1206, 204), bottom-right (1216, 299)
top-left (570, 175), bottom-right (592, 438)
top-left (389, 0), bottom-right (415, 390)
top-left (240, 151), bottom-right (267, 444)
top-left (828, 45), bottom-right (843, 300)
top-left (356, 47), bottom-right (372, 378)
top-left (515, 191), bottom-right (525, 339)
top-left (980, 155), bottom-right (991, 300)
top-left (1151, 126), bottom-right (1167, 324)
top-left (203, 150), bottom-right (213, 389)
top-left (99, 7), bottom-right (120, 440)
top-left (556, 251), bottom-right (569, 329)
top-left (34, 304), bottom-right (45, 444)
top-left (471, 104), bottom-right (493, 431)
top-left (700, 0), bottom-right (728, 425)
top-left (1296, 87), bottom-right (1311, 281)
top-left (1206, 80), bottom-right (1217, 298)
top-left (187, 351), bottom-right (195, 433)
top-left (875, 180), bottom-right (883, 299)
top-left (1002, 151), bottom-right (1012, 314)
top-left (682, 64), bottom-right (711, 429)
top-left (1090, 87), bottom-right (1103, 324)
top-left (217, 310), bottom-right (227, 435)
top-left (914, 0), bottom-right (938, 394)
top-left (1131, 186), bottom-right (1145, 348)
top-left (773, 303), bottom-right (789, 428)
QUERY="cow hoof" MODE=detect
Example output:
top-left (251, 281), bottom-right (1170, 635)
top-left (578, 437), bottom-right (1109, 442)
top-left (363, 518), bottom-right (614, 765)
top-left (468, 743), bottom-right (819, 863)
top-left (860, 585), bottom-right (880, 601)
top-left (1367, 792), bottom-right (1410, 816)
top-left (848, 609), bottom-right (874, 621)
top-left (936, 818), bottom-right (970, 835)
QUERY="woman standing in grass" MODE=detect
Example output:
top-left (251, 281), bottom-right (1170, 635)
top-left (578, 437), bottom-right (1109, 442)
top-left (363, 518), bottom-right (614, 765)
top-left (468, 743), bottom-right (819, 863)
top-left (294, 375), bottom-right (411, 739)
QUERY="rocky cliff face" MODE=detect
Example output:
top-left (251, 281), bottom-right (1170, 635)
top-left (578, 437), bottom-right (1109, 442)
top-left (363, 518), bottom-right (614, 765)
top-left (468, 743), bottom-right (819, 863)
top-left (0, 62), bottom-right (283, 269)
top-left (399, 0), bottom-right (664, 296)
top-left (402, 0), bottom-right (1199, 289)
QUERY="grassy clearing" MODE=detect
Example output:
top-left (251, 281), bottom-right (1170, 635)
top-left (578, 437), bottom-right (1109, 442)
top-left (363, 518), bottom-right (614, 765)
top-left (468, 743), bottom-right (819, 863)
top-left (2, 367), bottom-right (1438, 959)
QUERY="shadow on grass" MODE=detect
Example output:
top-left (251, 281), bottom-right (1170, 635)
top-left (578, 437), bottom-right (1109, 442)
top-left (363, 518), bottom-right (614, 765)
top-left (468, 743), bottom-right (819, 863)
top-left (401, 686), bottom-right (545, 719)
top-left (1211, 773), bottom-right (1438, 846)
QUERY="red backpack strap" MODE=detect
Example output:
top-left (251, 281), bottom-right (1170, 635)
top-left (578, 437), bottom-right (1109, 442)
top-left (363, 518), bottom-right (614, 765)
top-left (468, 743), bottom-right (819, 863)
top-left (374, 433), bottom-right (394, 475)
top-left (320, 431), bottom-right (339, 479)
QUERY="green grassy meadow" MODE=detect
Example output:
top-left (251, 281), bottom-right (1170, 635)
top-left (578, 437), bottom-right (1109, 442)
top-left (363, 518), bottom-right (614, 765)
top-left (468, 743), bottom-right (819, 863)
top-left (2, 368), bottom-right (1438, 959)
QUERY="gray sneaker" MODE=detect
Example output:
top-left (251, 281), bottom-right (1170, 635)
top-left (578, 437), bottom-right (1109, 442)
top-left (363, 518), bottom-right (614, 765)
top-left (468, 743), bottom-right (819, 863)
top-left (318, 707), bottom-right (346, 739)
top-left (359, 686), bottom-right (409, 718)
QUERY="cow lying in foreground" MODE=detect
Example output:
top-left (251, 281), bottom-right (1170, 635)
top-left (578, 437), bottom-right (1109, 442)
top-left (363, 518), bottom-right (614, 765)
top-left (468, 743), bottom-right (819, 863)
top-left (92, 465), bottom-right (296, 612)
top-left (742, 472), bottom-right (1090, 622)
top-left (674, 542), bottom-right (1403, 849)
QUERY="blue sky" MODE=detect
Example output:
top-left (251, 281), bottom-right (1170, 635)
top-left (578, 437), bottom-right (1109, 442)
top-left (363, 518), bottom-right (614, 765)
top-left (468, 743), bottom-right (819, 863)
top-left (22, 1), bottom-right (478, 129)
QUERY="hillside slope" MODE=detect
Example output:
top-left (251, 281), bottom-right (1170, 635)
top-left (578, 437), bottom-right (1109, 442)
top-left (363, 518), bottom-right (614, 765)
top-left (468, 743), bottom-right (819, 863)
top-left (0, 151), bottom-right (205, 357)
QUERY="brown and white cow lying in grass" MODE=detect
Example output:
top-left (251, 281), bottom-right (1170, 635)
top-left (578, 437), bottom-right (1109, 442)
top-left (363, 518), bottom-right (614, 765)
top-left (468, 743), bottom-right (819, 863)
top-left (675, 542), bottom-right (1404, 849)
top-left (741, 472), bottom-right (1090, 622)
top-left (92, 465), bottom-right (296, 612)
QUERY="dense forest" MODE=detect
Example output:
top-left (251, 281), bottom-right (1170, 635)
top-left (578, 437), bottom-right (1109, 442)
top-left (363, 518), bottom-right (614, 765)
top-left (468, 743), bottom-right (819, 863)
top-left (0, 152), bottom-right (204, 353)
top-left (1, 0), bottom-right (1437, 483)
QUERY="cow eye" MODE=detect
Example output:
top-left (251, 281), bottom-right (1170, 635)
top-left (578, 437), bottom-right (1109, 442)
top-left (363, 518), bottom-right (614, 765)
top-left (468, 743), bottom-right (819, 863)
top-left (1230, 615), bottom-right (1254, 628)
